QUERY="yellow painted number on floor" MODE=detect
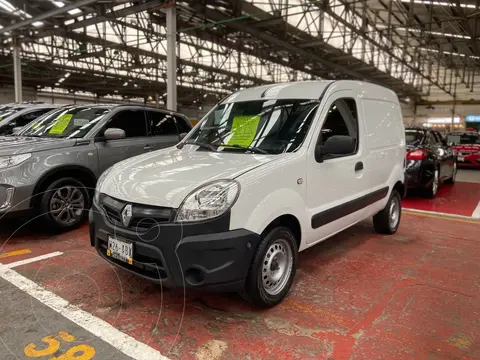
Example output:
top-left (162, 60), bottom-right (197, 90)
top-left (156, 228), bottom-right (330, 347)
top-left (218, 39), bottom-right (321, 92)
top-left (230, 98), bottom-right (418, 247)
top-left (24, 336), bottom-right (60, 357)
top-left (24, 331), bottom-right (94, 359)
top-left (50, 344), bottom-right (95, 360)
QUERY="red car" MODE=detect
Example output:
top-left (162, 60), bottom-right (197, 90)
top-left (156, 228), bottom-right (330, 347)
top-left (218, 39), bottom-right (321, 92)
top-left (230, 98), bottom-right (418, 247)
top-left (447, 131), bottom-right (480, 168)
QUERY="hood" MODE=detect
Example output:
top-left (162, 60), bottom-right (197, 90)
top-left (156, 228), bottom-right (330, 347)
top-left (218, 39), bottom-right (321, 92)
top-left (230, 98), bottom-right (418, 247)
top-left (100, 146), bottom-right (279, 208)
top-left (453, 144), bottom-right (480, 152)
top-left (0, 136), bottom-right (77, 156)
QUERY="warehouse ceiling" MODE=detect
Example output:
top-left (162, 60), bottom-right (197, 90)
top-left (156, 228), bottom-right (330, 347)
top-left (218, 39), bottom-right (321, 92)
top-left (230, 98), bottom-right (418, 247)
top-left (0, 0), bottom-right (478, 106)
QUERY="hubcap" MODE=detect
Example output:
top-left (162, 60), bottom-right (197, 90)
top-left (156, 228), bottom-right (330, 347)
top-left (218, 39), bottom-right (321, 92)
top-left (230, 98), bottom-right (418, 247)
top-left (261, 239), bottom-right (293, 296)
top-left (50, 186), bottom-right (85, 225)
top-left (432, 170), bottom-right (439, 195)
top-left (389, 196), bottom-right (400, 229)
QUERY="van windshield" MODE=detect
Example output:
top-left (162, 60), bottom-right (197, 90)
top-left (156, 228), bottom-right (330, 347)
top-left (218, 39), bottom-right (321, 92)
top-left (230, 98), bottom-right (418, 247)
top-left (185, 99), bottom-right (319, 154)
top-left (18, 106), bottom-right (111, 139)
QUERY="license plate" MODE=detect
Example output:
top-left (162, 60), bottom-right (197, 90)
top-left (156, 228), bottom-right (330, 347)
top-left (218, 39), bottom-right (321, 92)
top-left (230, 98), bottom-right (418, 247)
top-left (458, 156), bottom-right (464, 162)
top-left (107, 236), bottom-right (133, 264)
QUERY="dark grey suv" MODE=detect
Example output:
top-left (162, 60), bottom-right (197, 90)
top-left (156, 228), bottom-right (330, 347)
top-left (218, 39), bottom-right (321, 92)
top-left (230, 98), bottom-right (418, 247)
top-left (0, 104), bottom-right (191, 231)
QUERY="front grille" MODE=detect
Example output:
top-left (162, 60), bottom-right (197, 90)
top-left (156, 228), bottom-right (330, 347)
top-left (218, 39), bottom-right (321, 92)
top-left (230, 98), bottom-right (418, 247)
top-left (99, 194), bottom-right (174, 230)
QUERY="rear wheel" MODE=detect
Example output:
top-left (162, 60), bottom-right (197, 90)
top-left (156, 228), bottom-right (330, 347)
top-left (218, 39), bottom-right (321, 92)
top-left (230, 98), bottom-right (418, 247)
top-left (241, 227), bottom-right (298, 308)
top-left (445, 161), bottom-right (457, 184)
top-left (424, 167), bottom-right (439, 198)
top-left (40, 177), bottom-right (90, 232)
top-left (373, 189), bottom-right (402, 235)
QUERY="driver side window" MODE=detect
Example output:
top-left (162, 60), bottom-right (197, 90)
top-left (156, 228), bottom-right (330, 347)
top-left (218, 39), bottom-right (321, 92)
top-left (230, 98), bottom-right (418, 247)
top-left (103, 109), bottom-right (148, 138)
top-left (318, 98), bottom-right (359, 156)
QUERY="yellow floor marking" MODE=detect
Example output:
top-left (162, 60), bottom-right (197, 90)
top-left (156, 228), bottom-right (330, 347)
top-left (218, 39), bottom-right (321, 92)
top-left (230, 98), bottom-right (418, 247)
top-left (404, 211), bottom-right (480, 225)
top-left (0, 249), bottom-right (32, 259)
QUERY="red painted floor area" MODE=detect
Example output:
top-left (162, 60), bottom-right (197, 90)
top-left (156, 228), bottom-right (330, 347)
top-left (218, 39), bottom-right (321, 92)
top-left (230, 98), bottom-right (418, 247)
top-left (1, 215), bottom-right (479, 360)
top-left (403, 181), bottom-right (480, 217)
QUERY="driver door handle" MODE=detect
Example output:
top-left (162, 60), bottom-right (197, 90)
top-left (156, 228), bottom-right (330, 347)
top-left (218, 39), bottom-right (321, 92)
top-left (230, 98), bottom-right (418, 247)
top-left (144, 145), bottom-right (153, 151)
top-left (355, 162), bottom-right (364, 171)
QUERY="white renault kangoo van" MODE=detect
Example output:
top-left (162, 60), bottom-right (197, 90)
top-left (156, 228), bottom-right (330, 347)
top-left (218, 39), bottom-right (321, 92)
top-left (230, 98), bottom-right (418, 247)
top-left (90, 80), bottom-right (406, 307)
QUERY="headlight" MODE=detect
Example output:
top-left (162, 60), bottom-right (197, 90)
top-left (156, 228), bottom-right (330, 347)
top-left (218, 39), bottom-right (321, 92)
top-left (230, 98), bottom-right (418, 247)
top-left (94, 166), bottom-right (114, 203)
top-left (0, 153), bottom-right (31, 169)
top-left (175, 180), bottom-right (240, 222)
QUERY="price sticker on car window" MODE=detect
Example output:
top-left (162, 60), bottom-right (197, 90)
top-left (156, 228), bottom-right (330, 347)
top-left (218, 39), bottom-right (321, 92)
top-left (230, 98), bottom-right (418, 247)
top-left (74, 118), bottom-right (90, 127)
top-left (49, 114), bottom-right (73, 134)
top-left (226, 115), bottom-right (260, 147)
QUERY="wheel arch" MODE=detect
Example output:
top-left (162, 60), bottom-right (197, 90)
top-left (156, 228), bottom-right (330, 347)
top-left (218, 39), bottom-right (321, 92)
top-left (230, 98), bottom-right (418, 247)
top-left (30, 165), bottom-right (97, 209)
top-left (261, 214), bottom-right (302, 251)
top-left (393, 180), bottom-right (406, 199)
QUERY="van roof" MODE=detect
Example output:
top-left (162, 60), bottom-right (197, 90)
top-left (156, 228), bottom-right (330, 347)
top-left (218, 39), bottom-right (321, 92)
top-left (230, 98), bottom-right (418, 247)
top-left (221, 80), bottom-right (398, 104)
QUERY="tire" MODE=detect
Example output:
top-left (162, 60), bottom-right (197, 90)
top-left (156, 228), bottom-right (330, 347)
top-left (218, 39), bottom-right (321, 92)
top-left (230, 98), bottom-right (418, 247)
top-left (424, 167), bottom-right (440, 198)
top-left (40, 177), bottom-right (90, 232)
top-left (373, 189), bottom-right (402, 235)
top-left (241, 227), bottom-right (298, 308)
top-left (445, 161), bottom-right (457, 184)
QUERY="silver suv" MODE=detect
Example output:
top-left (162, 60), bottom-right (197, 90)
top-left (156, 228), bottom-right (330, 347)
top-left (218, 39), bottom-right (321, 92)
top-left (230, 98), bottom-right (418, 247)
top-left (0, 103), bottom-right (192, 231)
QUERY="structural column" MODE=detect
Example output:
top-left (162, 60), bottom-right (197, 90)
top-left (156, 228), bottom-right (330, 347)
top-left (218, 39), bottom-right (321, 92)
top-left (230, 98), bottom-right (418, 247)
top-left (166, 3), bottom-right (177, 111)
top-left (13, 37), bottom-right (22, 103)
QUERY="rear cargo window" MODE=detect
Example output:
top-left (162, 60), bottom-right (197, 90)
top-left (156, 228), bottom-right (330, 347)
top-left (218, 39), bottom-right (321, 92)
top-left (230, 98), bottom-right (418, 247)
top-left (405, 130), bottom-right (425, 145)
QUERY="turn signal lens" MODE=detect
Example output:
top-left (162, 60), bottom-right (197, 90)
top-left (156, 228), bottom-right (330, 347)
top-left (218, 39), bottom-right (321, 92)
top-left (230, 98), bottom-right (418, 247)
top-left (406, 149), bottom-right (427, 161)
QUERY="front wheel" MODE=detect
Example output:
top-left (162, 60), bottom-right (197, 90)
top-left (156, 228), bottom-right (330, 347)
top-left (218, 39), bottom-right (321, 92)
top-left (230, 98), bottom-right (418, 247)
top-left (241, 227), bottom-right (298, 308)
top-left (373, 189), bottom-right (402, 235)
top-left (40, 177), bottom-right (90, 232)
top-left (424, 167), bottom-right (440, 198)
top-left (445, 161), bottom-right (457, 184)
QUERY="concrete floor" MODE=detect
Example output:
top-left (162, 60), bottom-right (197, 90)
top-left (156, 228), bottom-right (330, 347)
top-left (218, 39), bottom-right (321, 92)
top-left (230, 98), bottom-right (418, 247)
top-left (0, 209), bottom-right (479, 359)
top-left (0, 278), bottom-right (132, 360)
top-left (457, 168), bottom-right (480, 183)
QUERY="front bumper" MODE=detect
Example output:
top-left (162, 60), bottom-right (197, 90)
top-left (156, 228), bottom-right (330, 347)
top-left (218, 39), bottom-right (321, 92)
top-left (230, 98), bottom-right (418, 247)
top-left (456, 155), bottom-right (480, 167)
top-left (89, 200), bottom-right (261, 292)
top-left (0, 184), bottom-right (34, 216)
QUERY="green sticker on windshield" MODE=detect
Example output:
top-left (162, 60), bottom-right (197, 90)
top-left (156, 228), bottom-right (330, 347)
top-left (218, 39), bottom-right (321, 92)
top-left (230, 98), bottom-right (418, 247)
top-left (49, 114), bottom-right (72, 134)
top-left (226, 115), bottom-right (260, 147)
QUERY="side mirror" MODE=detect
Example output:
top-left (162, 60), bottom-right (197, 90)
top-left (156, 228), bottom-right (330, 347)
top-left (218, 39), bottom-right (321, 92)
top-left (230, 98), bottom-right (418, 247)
top-left (179, 132), bottom-right (187, 141)
top-left (315, 135), bottom-right (356, 162)
top-left (104, 128), bottom-right (126, 141)
top-left (12, 126), bottom-right (23, 134)
top-left (448, 141), bottom-right (455, 147)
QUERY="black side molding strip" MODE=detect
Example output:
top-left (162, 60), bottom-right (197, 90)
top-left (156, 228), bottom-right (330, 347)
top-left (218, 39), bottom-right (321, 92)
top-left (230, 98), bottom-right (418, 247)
top-left (311, 186), bottom-right (390, 229)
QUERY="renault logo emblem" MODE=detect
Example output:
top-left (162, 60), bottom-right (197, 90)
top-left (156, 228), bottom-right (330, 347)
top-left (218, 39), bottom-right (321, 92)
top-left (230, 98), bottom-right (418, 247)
top-left (121, 204), bottom-right (132, 227)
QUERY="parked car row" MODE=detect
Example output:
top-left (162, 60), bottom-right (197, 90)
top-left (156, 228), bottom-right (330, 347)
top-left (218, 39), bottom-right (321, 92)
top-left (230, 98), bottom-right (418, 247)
top-left (0, 102), bottom-right (192, 230)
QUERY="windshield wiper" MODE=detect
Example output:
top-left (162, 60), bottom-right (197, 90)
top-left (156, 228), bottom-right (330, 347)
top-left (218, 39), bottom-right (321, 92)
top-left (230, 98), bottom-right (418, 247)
top-left (182, 140), bottom-right (216, 151)
top-left (224, 144), bottom-right (269, 154)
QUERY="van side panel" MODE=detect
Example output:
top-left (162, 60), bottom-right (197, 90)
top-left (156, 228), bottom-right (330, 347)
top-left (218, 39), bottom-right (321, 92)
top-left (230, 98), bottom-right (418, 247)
top-left (361, 98), bottom-right (405, 205)
top-left (363, 99), bottom-right (404, 150)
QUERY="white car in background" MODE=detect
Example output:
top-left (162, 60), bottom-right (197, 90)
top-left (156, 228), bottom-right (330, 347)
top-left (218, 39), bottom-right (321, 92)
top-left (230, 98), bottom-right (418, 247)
top-left (90, 80), bottom-right (406, 307)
